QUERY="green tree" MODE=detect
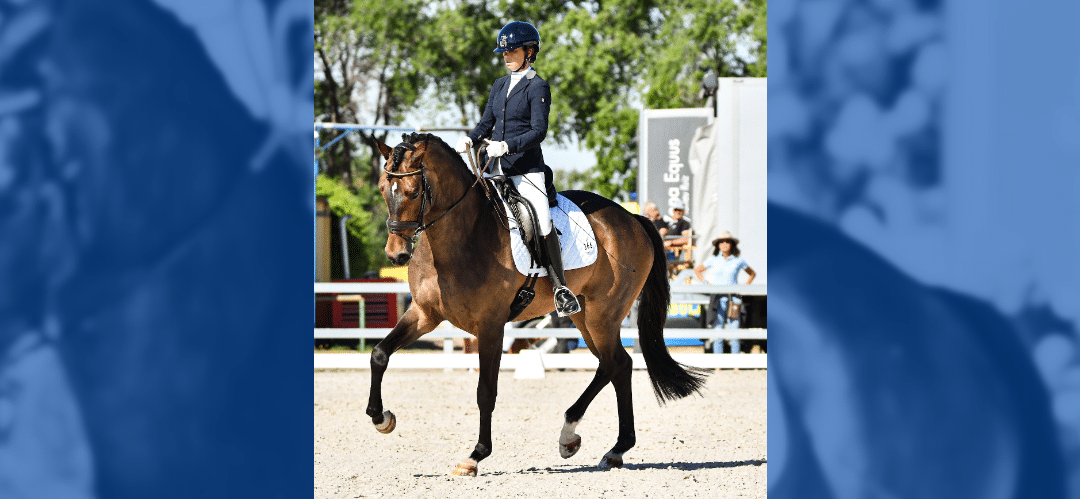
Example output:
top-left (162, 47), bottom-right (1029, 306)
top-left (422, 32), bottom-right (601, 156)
top-left (316, 174), bottom-right (385, 276)
top-left (315, 0), bottom-right (431, 186)
top-left (315, 0), bottom-right (364, 186)
top-left (313, 0), bottom-right (766, 274)
top-left (745, 0), bottom-right (767, 77)
top-left (645, 0), bottom-right (766, 109)
top-left (537, 0), bottom-right (765, 200)
top-left (420, 3), bottom-right (504, 126)
top-left (538, 2), bottom-right (656, 199)
top-left (553, 168), bottom-right (593, 192)
top-left (315, 0), bottom-right (435, 275)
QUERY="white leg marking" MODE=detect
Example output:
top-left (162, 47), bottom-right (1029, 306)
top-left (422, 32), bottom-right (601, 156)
top-left (560, 420), bottom-right (580, 445)
top-left (559, 420), bottom-right (582, 458)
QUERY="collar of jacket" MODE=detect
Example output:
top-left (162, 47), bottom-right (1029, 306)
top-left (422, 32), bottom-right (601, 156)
top-left (509, 67), bottom-right (536, 79)
top-left (506, 68), bottom-right (536, 100)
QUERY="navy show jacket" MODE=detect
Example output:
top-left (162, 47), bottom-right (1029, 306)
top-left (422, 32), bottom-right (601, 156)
top-left (468, 70), bottom-right (552, 177)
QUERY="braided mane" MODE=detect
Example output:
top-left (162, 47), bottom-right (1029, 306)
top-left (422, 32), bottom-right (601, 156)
top-left (389, 133), bottom-right (421, 172)
top-left (390, 132), bottom-right (467, 172)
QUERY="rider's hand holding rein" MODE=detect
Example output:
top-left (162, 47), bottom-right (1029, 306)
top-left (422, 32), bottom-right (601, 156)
top-left (485, 140), bottom-right (508, 157)
top-left (455, 136), bottom-right (472, 154)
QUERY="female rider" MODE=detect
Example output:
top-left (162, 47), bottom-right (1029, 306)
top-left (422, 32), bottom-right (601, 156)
top-left (456, 21), bottom-right (580, 316)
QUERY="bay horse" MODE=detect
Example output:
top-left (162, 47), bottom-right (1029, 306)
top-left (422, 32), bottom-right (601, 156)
top-left (368, 133), bottom-right (708, 476)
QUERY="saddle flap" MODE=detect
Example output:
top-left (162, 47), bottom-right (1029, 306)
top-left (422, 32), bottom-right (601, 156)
top-left (507, 194), bottom-right (598, 277)
top-left (493, 176), bottom-right (543, 267)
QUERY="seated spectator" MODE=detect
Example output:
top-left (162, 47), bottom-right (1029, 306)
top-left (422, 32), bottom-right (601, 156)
top-left (642, 201), bottom-right (668, 236)
top-left (663, 199), bottom-right (692, 256)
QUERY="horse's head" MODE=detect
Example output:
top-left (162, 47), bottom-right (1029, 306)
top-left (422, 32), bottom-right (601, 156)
top-left (377, 134), bottom-right (433, 265)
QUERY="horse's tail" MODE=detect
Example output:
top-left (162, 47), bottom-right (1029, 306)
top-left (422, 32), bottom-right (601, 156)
top-left (634, 215), bottom-right (710, 404)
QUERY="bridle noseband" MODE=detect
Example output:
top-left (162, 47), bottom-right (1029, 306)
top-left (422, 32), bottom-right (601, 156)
top-left (384, 139), bottom-right (477, 244)
top-left (384, 164), bottom-right (430, 242)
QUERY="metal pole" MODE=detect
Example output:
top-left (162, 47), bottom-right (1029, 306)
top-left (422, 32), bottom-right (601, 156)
top-left (339, 214), bottom-right (353, 279)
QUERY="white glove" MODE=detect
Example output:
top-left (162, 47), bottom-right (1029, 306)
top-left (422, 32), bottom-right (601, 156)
top-left (455, 136), bottom-right (472, 154)
top-left (485, 140), bottom-right (509, 157)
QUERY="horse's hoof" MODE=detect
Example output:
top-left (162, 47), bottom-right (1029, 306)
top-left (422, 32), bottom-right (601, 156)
top-left (451, 459), bottom-right (478, 477)
top-left (598, 453), bottom-right (623, 469)
top-left (374, 410), bottom-right (396, 434)
top-left (559, 434), bottom-right (581, 458)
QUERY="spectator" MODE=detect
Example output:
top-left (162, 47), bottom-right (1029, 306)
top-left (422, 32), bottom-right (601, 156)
top-left (642, 201), bottom-right (668, 236)
top-left (695, 231), bottom-right (756, 353)
top-left (663, 199), bottom-right (692, 255)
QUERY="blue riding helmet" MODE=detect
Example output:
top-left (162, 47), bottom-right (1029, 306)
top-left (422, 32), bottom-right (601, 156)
top-left (493, 21), bottom-right (541, 59)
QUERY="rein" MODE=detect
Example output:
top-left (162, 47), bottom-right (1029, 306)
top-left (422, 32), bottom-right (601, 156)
top-left (384, 143), bottom-right (479, 244)
top-left (467, 144), bottom-right (496, 202)
top-left (466, 144), bottom-right (513, 233)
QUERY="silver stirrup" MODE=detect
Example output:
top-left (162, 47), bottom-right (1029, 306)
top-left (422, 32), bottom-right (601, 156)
top-left (554, 287), bottom-right (581, 316)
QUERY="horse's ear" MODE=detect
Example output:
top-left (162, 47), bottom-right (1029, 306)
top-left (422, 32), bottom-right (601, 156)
top-left (376, 140), bottom-right (393, 160)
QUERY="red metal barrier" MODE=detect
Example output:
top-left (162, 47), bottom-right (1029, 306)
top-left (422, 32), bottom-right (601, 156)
top-left (315, 278), bottom-right (400, 328)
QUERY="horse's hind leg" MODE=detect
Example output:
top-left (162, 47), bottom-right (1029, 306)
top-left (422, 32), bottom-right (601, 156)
top-left (559, 348), bottom-right (635, 467)
top-left (557, 308), bottom-right (629, 461)
top-left (365, 307), bottom-right (438, 433)
top-left (559, 366), bottom-right (613, 459)
top-left (599, 349), bottom-right (635, 469)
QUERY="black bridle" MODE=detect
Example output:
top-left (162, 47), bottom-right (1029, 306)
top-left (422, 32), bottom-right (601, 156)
top-left (384, 139), bottom-right (477, 244)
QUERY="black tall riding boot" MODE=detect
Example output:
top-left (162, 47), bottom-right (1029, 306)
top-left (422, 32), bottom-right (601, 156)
top-left (543, 232), bottom-right (581, 316)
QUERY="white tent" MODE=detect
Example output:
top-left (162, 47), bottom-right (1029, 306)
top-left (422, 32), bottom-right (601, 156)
top-left (686, 78), bottom-right (768, 284)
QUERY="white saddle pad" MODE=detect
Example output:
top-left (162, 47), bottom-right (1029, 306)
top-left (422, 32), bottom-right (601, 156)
top-left (508, 194), bottom-right (598, 276)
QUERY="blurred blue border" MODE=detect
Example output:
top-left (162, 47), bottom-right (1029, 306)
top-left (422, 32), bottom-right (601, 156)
top-left (770, 0), bottom-right (1077, 497)
top-left (0, 1), bottom-right (311, 497)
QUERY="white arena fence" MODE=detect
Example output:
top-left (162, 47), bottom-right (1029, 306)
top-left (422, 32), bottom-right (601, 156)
top-left (314, 282), bottom-right (766, 371)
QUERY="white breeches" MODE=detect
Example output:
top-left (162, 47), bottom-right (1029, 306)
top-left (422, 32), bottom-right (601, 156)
top-left (488, 168), bottom-right (552, 236)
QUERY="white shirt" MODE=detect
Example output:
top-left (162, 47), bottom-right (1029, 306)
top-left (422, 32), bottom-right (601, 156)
top-left (506, 67), bottom-right (535, 96)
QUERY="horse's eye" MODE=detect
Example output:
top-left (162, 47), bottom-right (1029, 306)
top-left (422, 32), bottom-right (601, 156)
top-left (408, 190), bottom-right (420, 200)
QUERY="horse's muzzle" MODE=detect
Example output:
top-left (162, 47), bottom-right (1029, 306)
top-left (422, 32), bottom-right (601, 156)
top-left (385, 226), bottom-right (416, 266)
top-left (387, 250), bottom-right (412, 266)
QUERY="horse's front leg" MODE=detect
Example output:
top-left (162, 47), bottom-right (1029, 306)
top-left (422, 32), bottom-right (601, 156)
top-left (365, 307), bottom-right (438, 432)
top-left (452, 324), bottom-right (505, 477)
